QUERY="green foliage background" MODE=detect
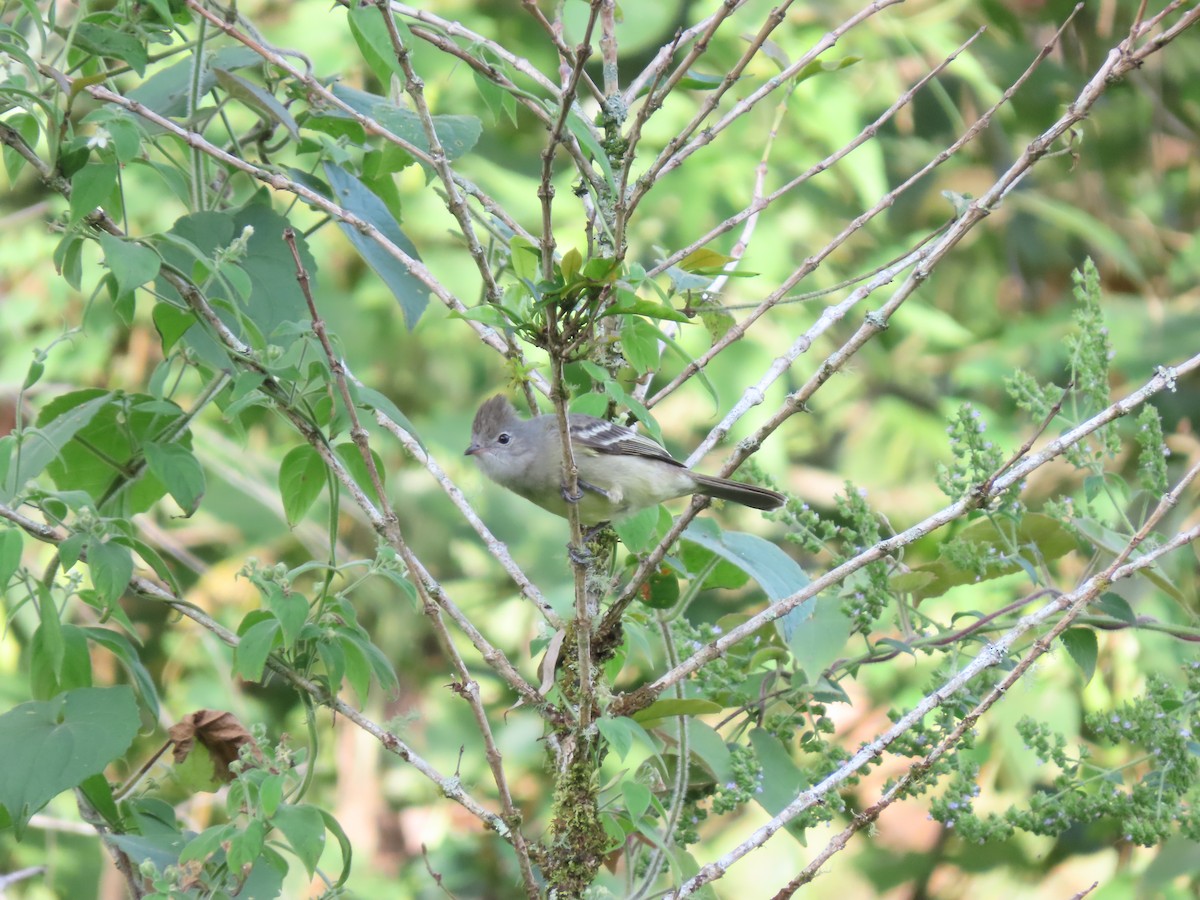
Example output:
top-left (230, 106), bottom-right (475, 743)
top-left (1, 0), bottom-right (1198, 897)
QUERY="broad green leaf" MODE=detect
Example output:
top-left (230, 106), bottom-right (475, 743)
top-left (318, 808), bottom-right (354, 887)
top-left (336, 626), bottom-right (399, 700)
top-left (265, 584), bottom-right (309, 650)
top-left (273, 803), bottom-right (326, 877)
top-left (279, 444), bottom-right (327, 527)
top-left (1060, 628), bottom-right (1098, 685)
top-left (151, 303), bottom-right (197, 355)
top-left (597, 716), bottom-right (657, 763)
top-left (124, 47), bottom-right (258, 117)
top-left (613, 505), bottom-right (659, 554)
top-left (0, 686), bottom-right (138, 836)
top-left (622, 780), bottom-right (652, 824)
top-left (682, 521), bottom-right (808, 602)
top-left (1094, 592), bottom-right (1136, 625)
top-left (234, 615), bottom-right (281, 682)
top-left (749, 728), bottom-right (807, 838)
top-left (784, 598), bottom-right (854, 684)
top-left (213, 69), bottom-right (299, 137)
top-left (328, 84), bottom-right (481, 162)
top-left (334, 442), bottom-right (385, 507)
top-left (37, 390), bottom-right (189, 515)
top-left (31, 621), bottom-right (92, 699)
top-left (97, 233), bottom-right (161, 300)
top-left (142, 441), bottom-right (205, 515)
top-left (323, 163), bottom-right (430, 329)
top-left (620, 316), bottom-right (661, 374)
top-left (509, 236), bottom-right (540, 282)
top-left (73, 20), bottom-right (149, 75)
top-left (678, 248), bottom-right (735, 273)
top-left (180, 823), bottom-right (237, 865)
top-left (347, 3), bottom-right (404, 85)
top-left (83, 627), bottom-right (160, 721)
top-left (69, 162), bottom-right (118, 223)
top-left (893, 513), bottom-right (1079, 601)
top-left (632, 698), bottom-right (723, 725)
top-left (88, 538), bottom-right (133, 609)
top-left (0, 528), bottom-right (22, 587)
top-left (0, 393), bottom-right (108, 504)
top-left (680, 720), bottom-right (732, 784)
top-left (227, 818), bottom-right (265, 871)
top-left (356, 386), bottom-right (422, 443)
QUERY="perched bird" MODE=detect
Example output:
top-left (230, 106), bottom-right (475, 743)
top-left (465, 395), bottom-right (784, 524)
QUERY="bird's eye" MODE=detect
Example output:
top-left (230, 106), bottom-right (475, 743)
top-left (497, 432), bottom-right (511, 445)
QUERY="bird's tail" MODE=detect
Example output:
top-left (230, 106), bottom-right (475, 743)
top-left (692, 474), bottom-right (785, 511)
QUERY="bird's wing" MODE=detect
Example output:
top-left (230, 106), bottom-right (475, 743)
top-left (567, 415), bottom-right (684, 467)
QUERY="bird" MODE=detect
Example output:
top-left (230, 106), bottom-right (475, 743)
top-left (465, 395), bottom-right (785, 525)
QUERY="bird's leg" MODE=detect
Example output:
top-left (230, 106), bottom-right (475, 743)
top-left (561, 478), bottom-right (609, 505)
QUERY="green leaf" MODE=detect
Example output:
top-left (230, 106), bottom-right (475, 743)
top-left (509, 236), bottom-right (540, 282)
top-left (69, 162), bottom-right (118, 223)
top-left (0, 391), bottom-right (110, 503)
top-left (1094, 592), bottom-right (1136, 625)
top-left (620, 316), bottom-right (661, 374)
top-left (1060, 628), bottom-right (1098, 685)
top-left (142, 441), bottom-right (205, 515)
top-left (31, 622), bottom-right (93, 699)
top-left (36, 390), bottom-right (193, 516)
top-left (323, 163), bottom-right (430, 329)
top-left (894, 513), bottom-right (1079, 601)
top-left (128, 55), bottom-right (200, 113)
top-left (318, 808), bottom-right (354, 887)
top-left (677, 248), bottom-right (735, 273)
top-left (266, 584), bottom-right (309, 651)
top-left (355, 386), bottom-right (422, 443)
top-left (329, 84), bottom-right (481, 162)
top-left (784, 599), bottom-right (854, 684)
top-left (0, 528), bottom-right (22, 588)
top-left (87, 538), bottom-right (133, 610)
top-left (794, 56), bottom-right (860, 85)
top-left (273, 803), bottom-right (326, 877)
top-left (279, 444), bottom-right (327, 527)
top-left (234, 615), bottom-right (281, 682)
top-left (605, 296), bottom-right (693, 324)
top-left (613, 505), bottom-right (659, 554)
top-left (0, 686), bottom-right (138, 836)
top-left (622, 780), bottom-right (652, 824)
top-left (347, 3), bottom-right (404, 86)
top-left (682, 522), bottom-right (808, 602)
top-left (151, 303), bottom-right (196, 355)
top-left (74, 20), bottom-right (149, 75)
top-left (562, 105), bottom-right (614, 188)
top-left (213, 69), bottom-right (299, 137)
top-left (97, 233), bottom-right (161, 299)
top-left (179, 823), bottom-right (237, 866)
top-left (82, 627), bottom-right (160, 721)
top-left (32, 584), bottom-right (64, 684)
top-left (228, 818), bottom-right (265, 871)
top-left (749, 728), bottom-right (807, 831)
top-left (334, 442), bottom-right (385, 507)
top-left (632, 698), bottom-right (723, 726)
top-left (596, 716), bottom-right (657, 763)
top-left (677, 70), bottom-right (727, 91)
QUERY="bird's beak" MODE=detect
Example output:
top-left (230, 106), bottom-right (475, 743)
top-left (464, 441), bottom-right (480, 457)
